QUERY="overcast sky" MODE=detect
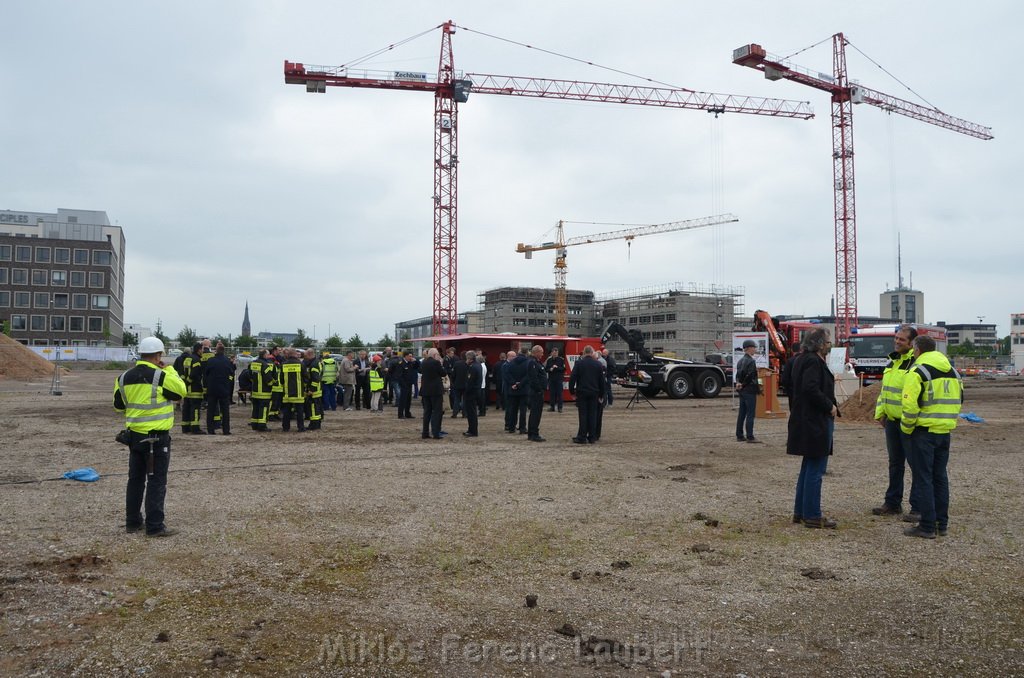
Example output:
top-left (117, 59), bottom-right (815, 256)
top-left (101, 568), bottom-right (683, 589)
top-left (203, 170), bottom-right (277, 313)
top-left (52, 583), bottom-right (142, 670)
top-left (2, 2), bottom-right (1015, 341)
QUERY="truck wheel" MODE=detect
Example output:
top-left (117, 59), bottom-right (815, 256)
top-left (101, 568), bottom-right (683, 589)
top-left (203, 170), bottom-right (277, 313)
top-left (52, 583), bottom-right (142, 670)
top-left (695, 370), bottom-right (723, 398)
top-left (640, 385), bottom-right (660, 398)
top-left (666, 371), bottom-right (692, 399)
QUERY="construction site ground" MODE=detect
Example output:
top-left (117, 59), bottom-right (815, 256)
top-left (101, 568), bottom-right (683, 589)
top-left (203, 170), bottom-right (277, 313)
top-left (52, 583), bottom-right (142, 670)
top-left (1, 368), bottom-right (1022, 676)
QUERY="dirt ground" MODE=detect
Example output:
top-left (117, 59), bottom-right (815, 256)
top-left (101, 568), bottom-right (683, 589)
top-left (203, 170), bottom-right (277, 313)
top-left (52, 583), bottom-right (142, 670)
top-left (1, 369), bottom-right (1022, 676)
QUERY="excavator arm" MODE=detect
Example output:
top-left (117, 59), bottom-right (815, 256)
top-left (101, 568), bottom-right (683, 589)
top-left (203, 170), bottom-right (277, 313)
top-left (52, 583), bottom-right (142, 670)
top-left (752, 309), bottom-right (788, 369)
top-left (600, 321), bottom-right (655, 363)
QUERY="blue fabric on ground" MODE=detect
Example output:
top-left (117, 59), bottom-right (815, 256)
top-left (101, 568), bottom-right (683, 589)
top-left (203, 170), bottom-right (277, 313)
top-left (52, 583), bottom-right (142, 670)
top-left (959, 412), bottom-right (984, 423)
top-left (63, 467), bottom-right (100, 482)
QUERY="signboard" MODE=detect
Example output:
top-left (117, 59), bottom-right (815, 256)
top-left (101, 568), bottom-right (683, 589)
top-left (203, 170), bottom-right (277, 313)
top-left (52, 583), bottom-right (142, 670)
top-left (732, 331), bottom-right (770, 376)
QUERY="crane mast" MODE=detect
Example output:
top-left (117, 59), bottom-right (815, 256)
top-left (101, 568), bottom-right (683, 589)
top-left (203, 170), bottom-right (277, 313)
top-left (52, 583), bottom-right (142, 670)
top-left (733, 35), bottom-right (992, 342)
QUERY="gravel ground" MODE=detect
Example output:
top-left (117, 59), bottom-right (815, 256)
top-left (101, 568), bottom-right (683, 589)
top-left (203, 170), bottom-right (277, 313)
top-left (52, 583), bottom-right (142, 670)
top-left (1, 369), bottom-right (1022, 676)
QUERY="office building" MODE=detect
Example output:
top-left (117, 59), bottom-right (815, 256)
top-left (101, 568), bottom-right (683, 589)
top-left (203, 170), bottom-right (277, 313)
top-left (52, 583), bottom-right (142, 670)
top-left (1, 208), bottom-right (125, 346)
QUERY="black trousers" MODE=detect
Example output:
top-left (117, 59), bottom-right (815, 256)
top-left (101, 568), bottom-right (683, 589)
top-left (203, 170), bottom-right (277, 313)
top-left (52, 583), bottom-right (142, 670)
top-left (125, 431), bottom-right (171, 534)
top-left (505, 394), bottom-right (527, 432)
top-left (527, 392), bottom-right (544, 437)
top-left (281, 401), bottom-right (305, 431)
top-left (549, 381), bottom-right (564, 411)
top-left (206, 393), bottom-right (231, 434)
top-left (250, 396), bottom-right (270, 430)
top-left (422, 394), bottom-right (443, 437)
top-left (182, 397), bottom-right (203, 432)
top-left (463, 389), bottom-right (479, 434)
top-left (575, 393), bottom-right (600, 442)
top-left (452, 387), bottom-right (465, 415)
top-left (398, 385), bottom-right (413, 418)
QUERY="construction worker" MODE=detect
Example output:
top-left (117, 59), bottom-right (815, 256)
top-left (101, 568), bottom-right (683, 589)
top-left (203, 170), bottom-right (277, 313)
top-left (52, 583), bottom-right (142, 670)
top-left (181, 341), bottom-right (205, 434)
top-left (113, 336), bottom-right (186, 537)
top-left (279, 348), bottom-right (308, 432)
top-left (368, 354), bottom-right (386, 412)
top-left (320, 351), bottom-right (339, 411)
top-left (248, 349), bottom-right (277, 431)
top-left (872, 324), bottom-right (920, 518)
top-left (303, 348), bottom-right (323, 430)
top-left (900, 334), bottom-right (963, 539)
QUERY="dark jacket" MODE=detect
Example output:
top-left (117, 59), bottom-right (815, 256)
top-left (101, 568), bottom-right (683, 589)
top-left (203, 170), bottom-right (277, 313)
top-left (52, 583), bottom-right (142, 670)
top-left (398, 358), bottom-right (420, 386)
top-left (779, 350), bottom-right (802, 396)
top-left (451, 359), bottom-right (470, 389)
top-left (506, 354), bottom-right (531, 396)
top-left (569, 355), bottom-right (605, 397)
top-left (204, 353), bottom-right (235, 398)
top-left (526, 357), bottom-right (548, 394)
top-left (735, 353), bottom-right (759, 394)
top-left (467, 361), bottom-right (483, 390)
top-left (545, 356), bottom-right (566, 380)
top-left (419, 356), bottom-right (446, 397)
top-left (786, 352), bottom-right (838, 458)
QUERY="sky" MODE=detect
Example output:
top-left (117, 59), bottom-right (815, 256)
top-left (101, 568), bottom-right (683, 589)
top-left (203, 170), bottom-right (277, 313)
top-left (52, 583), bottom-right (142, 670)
top-left (2, 2), bottom-right (1016, 341)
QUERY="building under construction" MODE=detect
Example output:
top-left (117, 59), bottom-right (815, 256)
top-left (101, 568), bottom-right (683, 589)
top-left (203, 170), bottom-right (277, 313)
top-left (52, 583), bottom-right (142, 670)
top-left (477, 287), bottom-right (596, 335)
top-left (597, 283), bottom-right (743, 360)
top-left (470, 283), bottom-right (743, 361)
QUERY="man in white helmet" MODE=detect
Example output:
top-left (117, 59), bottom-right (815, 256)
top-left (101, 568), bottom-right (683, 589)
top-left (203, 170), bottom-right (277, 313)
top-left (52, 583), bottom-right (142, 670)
top-left (113, 336), bottom-right (187, 537)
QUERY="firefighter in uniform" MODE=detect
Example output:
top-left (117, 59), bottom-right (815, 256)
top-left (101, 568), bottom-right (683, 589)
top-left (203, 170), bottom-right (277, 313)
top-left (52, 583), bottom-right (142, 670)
top-left (248, 349), bottom-right (277, 431)
top-left (872, 324), bottom-right (920, 517)
top-left (303, 348), bottom-right (324, 430)
top-left (279, 348), bottom-right (309, 432)
top-left (181, 341), bottom-right (205, 433)
top-left (320, 351), bottom-right (339, 411)
top-left (900, 335), bottom-right (963, 539)
top-left (268, 345), bottom-right (284, 420)
top-left (113, 337), bottom-right (186, 537)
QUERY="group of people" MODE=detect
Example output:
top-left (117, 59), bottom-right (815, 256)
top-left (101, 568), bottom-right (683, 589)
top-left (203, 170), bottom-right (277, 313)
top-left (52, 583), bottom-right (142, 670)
top-left (781, 325), bottom-right (963, 539)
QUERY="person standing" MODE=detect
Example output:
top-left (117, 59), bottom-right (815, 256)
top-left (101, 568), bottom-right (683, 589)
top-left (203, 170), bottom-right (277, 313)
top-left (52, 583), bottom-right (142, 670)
top-left (900, 335), bottom-right (963, 539)
top-left (354, 350), bottom-right (372, 410)
top-left (339, 351), bottom-right (357, 411)
top-left (463, 350), bottom-right (482, 437)
top-left (786, 329), bottom-right (839, 529)
top-left (734, 339), bottom-right (761, 443)
top-left (369, 355), bottom-right (386, 412)
top-left (248, 348), bottom-right (277, 431)
top-left (449, 351), bottom-right (469, 418)
top-left (303, 348), bottom-right (323, 430)
top-left (204, 342), bottom-right (234, 435)
top-left (181, 342), bottom-right (205, 434)
top-left (525, 345), bottom-right (548, 442)
top-left (113, 337), bottom-right (186, 537)
top-left (546, 348), bottom-right (566, 413)
top-left (420, 348), bottom-right (446, 439)
top-left (493, 352), bottom-right (508, 412)
top-left (569, 345), bottom-right (604, 444)
top-left (268, 345), bottom-right (284, 421)
top-left (505, 348), bottom-right (530, 434)
top-left (397, 350), bottom-right (419, 419)
top-left (320, 351), bottom-right (339, 411)
top-left (476, 353), bottom-right (488, 416)
top-left (871, 325), bottom-right (920, 518)
top-left (602, 348), bottom-right (617, 407)
top-left (279, 348), bottom-right (308, 432)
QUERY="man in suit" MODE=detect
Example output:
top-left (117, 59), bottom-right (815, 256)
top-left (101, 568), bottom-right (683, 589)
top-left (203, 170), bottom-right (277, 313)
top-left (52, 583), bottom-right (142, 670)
top-left (569, 345), bottom-right (605, 444)
top-left (419, 348), bottom-right (447, 439)
top-left (463, 350), bottom-right (482, 437)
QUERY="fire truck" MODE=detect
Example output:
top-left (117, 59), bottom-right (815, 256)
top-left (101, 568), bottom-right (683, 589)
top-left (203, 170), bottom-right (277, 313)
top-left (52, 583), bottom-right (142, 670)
top-left (846, 324), bottom-right (948, 382)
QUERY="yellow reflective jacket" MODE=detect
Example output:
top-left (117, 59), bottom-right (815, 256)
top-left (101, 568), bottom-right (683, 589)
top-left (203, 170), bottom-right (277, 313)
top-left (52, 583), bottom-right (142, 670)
top-left (113, 361), bottom-right (187, 433)
top-left (874, 349), bottom-right (915, 420)
top-left (900, 351), bottom-right (963, 435)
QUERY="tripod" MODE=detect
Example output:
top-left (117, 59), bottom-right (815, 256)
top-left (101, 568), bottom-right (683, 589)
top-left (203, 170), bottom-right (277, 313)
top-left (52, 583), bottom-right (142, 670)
top-left (624, 384), bottom-right (656, 410)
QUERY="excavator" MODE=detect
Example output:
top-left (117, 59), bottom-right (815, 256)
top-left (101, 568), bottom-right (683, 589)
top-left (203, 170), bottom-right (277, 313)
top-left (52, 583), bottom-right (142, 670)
top-left (600, 321), bottom-right (726, 399)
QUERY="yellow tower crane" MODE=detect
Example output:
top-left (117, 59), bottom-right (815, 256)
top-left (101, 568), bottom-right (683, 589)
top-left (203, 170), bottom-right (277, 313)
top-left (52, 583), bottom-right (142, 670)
top-left (515, 213), bottom-right (739, 335)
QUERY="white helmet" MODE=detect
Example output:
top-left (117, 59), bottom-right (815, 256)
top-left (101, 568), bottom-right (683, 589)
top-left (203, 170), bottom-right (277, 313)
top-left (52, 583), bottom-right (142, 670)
top-left (139, 336), bottom-right (165, 354)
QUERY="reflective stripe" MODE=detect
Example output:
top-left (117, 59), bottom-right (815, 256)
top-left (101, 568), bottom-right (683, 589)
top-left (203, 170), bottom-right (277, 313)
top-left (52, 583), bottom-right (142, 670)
top-left (926, 412), bottom-right (960, 420)
top-left (882, 385), bottom-right (901, 394)
top-left (127, 411), bottom-right (175, 424)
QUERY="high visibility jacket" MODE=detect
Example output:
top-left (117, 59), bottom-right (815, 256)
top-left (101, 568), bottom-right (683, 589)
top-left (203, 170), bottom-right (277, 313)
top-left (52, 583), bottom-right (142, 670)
top-left (250, 358), bottom-right (277, 399)
top-left (321, 357), bottom-right (338, 384)
top-left (305, 358), bottom-right (323, 398)
top-left (900, 351), bottom-right (963, 435)
top-left (271, 358), bottom-right (283, 394)
top-left (280, 359), bottom-right (308, 404)
top-left (184, 355), bottom-right (205, 398)
top-left (113, 361), bottom-right (187, 433)
top-left (369, 367), bottom-right (385, 392)
top-left (874, 349), bottom-right (916, 420)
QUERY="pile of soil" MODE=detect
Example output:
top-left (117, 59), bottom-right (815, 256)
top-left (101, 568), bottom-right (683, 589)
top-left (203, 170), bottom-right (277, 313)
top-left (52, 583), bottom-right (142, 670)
top-left (0, 334), bottom-right (57, 380)
top-left (838, 381), bottom-right (882, 422)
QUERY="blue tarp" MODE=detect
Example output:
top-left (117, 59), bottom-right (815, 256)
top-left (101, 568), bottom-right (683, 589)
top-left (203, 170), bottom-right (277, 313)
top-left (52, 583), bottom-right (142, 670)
top-left (959, 412), bottom-right (985, 423)
top-left (62, 467), bottom-right (100, 482)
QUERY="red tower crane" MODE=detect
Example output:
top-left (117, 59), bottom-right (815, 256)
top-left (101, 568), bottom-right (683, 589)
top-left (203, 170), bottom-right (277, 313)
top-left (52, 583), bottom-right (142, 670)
top-left (732, 35), bottom-right (992, 342)
top-left (284, 21), bottom-right (815, 336)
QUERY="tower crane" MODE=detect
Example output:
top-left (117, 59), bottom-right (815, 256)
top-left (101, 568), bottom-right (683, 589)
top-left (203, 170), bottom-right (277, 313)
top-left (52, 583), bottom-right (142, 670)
top-left (516, 214), bottom-right (739, 335)
top-left (285, 21), bottom-right (814, 337)
top-left (732, 35), bottom-right (992, 342)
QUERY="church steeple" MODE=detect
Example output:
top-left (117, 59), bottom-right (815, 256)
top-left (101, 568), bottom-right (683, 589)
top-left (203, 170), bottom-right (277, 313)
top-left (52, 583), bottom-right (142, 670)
top-left (241, 301), bottom-right (251, 337)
